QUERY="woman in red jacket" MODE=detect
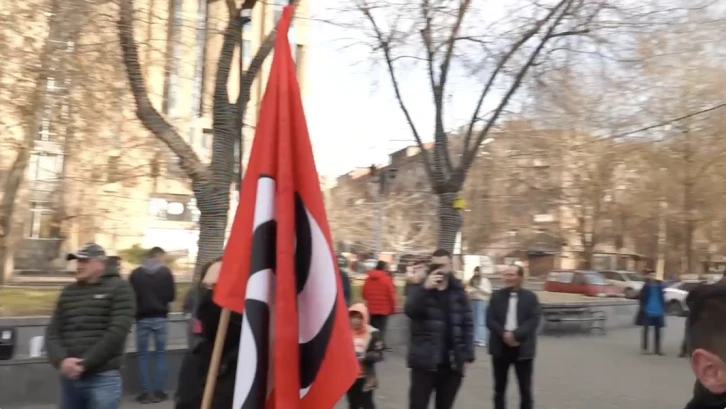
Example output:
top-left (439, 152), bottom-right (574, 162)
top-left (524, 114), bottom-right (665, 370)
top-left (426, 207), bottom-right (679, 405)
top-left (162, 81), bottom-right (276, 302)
top-left (362, 261), bottom-right (397, 348)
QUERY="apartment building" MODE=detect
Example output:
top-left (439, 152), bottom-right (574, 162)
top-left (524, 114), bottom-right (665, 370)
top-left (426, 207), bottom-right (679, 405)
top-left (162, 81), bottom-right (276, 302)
top-left (0, 0), bottom-right (309, 276)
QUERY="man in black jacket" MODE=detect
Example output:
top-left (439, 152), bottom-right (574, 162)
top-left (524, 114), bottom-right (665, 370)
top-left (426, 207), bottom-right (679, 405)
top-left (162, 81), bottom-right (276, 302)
top-left (129, 247), bottom-right (176, 403)
top-left (682, 282), bottom-right (726, 409)
top-left (486, 264), bottom-right (541, 409)
top-left (405, 249), bottom-right (474, 409)
top-left (46, 243), bottom-right (135, 409)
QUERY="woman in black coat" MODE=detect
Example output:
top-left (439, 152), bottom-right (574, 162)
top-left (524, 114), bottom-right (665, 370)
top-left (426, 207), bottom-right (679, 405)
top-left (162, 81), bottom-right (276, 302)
top-left (175, 258), bottom-right (242, 409)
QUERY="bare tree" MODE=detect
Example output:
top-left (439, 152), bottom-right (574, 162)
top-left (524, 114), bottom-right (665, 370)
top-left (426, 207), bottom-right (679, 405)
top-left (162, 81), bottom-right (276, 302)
top-left (117, 0), bottom-right (299, 277)
top-left (336, 0), bottom-right (641, 252)
top-left (0, 0), bottom-right (78, 282)
top-left (327, 183), bottom-right (436, 254)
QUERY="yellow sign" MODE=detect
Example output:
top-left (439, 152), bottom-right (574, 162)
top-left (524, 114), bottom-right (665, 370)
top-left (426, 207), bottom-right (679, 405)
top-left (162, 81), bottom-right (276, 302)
top-left (452, 197), bottom-right (467, 210)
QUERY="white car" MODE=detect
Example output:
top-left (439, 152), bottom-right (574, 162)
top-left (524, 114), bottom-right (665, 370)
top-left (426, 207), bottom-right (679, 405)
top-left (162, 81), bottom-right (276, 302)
top-left (599, 270), bottom-right (645, 299)
top-left (664, 280), bottom-right (703, 316)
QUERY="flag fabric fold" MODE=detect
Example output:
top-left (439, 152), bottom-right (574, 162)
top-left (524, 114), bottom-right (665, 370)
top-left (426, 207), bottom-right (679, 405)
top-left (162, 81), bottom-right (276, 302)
top-left (212, 5), bottom-right (359, 409)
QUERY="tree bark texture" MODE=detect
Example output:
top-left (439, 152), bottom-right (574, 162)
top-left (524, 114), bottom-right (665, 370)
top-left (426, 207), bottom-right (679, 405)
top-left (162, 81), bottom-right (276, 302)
top-left (118, 0), bottom-right (279, 281)
top-left (436, 192), bottom-right (461, 254)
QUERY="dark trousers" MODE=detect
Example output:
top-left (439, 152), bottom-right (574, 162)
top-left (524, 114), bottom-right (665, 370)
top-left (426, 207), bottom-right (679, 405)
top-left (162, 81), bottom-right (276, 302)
top-left (641, 316), bottom-right (662, 353)
top-left (369, 315), bottom-right (388, 345)
top-left (680, 317), bottom-right (688, 356)
top-left (409, 366), bottom-right (462, 409)
top-left (347, 378), bottom-right (375, 409)
top-left (492, 347), bottom-right (533, 409)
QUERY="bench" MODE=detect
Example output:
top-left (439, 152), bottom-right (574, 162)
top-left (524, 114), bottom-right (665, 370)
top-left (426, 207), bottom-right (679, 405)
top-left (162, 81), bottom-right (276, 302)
top-left (542, 304), bottom-right (606, 335)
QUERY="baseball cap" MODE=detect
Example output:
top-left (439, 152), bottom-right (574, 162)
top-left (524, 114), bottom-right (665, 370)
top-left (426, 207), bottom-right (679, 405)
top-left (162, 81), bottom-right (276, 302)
top-left (67, 242), bottom-right (107, 261)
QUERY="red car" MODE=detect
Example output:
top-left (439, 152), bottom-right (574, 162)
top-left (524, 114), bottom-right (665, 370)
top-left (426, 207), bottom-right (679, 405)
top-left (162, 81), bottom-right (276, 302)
top-left (544, 270), bottom-right (622, 297)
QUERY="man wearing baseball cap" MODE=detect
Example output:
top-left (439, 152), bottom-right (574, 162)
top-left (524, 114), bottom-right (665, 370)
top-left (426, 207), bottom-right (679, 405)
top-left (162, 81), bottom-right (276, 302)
top-left (45, 242), bottom-right (135, 409)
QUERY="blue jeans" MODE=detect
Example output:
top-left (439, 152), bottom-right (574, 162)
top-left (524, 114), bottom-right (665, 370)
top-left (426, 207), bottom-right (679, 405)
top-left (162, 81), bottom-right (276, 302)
top-left (136, 317), bottom-right (169, 392)
top-left (59, 370), bottom-right (122, 409)
top-left (471, 299), bottom-right (489, 345)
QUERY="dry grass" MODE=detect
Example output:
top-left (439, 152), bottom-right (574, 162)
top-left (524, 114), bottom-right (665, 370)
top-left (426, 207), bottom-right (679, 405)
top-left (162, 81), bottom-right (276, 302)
top-left (0, 283), bottom-right (192, 317)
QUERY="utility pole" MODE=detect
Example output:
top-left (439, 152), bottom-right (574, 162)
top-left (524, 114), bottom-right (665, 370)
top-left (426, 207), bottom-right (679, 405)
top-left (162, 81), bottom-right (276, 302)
top-left (656, 167), bottom-right (668, 280)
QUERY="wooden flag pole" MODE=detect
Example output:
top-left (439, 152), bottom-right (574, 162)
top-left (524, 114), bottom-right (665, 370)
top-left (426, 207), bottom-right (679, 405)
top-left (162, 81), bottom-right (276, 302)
top-left (200, 308), bottom-right (232, 409)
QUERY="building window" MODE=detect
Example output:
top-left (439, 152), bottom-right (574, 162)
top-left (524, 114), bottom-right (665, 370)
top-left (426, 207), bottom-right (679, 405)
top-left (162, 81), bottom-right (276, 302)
top-left (273, 3), bottom-right (284, 23)
top-left (28, 152), bottom-right (63, 182)
top-left (241, 39), bottom-right (252, 65)
top-left (27, 201), bottom-right (56, 239)
top-left (37, 117), bottom-right (54, 141)
top-left (163, 0), bottom-right (184, 117)
top-left (192, 0), bottom-right (208, 118)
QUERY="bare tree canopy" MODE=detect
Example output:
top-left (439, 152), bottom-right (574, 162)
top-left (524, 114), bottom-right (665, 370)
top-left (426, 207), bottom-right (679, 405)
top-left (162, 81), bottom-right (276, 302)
top-left (322, 0), bottom-right (722, 252)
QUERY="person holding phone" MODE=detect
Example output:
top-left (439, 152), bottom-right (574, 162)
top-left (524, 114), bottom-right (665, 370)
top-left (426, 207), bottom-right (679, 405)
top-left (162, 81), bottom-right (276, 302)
top-left (405, 249), bottom-right (474, 409)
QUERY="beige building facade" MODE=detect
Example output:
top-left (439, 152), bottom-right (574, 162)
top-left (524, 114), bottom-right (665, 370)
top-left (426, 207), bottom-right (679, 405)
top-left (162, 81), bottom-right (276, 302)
top-left (0, 0), bottom-right (309, 276)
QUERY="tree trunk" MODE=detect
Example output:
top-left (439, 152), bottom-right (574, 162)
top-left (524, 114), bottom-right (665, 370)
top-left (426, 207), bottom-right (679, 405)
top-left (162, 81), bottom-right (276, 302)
top-left (194, 185), bottom-right (230, 276)
top-left (0, 146), bottom-right (31, 284)
top-left (436, 192), bottom-right (461, 253)
top-left (581, 244), bottom-right (593, 270)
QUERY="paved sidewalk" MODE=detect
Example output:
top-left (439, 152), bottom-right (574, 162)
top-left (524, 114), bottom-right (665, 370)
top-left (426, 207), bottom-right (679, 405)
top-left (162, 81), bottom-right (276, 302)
top-left (21, 320), bottom-right (694, 409)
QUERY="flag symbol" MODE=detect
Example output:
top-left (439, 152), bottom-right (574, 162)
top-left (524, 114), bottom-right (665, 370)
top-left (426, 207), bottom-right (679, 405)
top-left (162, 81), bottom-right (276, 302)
top-left (212, 5), bottom-right (359, 409)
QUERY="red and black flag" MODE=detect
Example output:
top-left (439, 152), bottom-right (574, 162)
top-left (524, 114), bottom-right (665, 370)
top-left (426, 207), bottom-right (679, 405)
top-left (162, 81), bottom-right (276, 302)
top-left (213, 5), bottom-right (359, 409)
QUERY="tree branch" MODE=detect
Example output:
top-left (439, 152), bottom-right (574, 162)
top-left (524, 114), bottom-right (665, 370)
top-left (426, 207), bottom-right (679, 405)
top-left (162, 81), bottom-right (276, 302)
top-left (432, 0), bottom-right (471, 177)
top-left (209, 12), bottom-right (242, 188)
top-left (356, 0), bottom-right (439, 188)
top-left (117, 0), bottom-right (209, 184)
top-left (458, 0), bottom-right (577, 187)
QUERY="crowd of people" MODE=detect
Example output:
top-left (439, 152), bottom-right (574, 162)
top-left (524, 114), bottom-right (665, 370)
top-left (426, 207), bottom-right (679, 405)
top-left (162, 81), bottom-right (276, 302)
top-left (42, 243), bottom-right (726, 409)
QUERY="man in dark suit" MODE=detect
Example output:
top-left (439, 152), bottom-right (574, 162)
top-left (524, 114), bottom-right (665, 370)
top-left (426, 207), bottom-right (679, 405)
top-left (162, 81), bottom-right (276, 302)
top-left (486, 265), bottom-right (541, 409)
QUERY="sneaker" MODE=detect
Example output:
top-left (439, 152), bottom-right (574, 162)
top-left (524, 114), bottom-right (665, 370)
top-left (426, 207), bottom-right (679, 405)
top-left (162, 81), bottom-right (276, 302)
top-left (154, 390), bottom-right (169, 402)
top-left (136, 392), bottom-right (154, 404)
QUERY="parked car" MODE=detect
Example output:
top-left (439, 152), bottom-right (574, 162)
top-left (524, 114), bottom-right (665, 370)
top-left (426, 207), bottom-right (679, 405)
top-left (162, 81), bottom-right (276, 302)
top-left (544, 270), bottom-right (622, 297)
top-left (599, 270), bottom-right (644, 299)
top-left (664, 280), bottom-right (704, 316)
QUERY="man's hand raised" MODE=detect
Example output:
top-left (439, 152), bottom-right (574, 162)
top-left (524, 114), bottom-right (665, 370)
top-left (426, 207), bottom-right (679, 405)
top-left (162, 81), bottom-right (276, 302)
top-left (423, 272), bottom-right (444, 290)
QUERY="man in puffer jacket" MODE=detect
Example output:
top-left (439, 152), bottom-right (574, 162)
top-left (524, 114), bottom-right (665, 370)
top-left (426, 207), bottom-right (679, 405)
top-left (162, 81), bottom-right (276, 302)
top-left (362, 261), bottom-right (397, 347)
top-left (45, 243), bottom-right (135, 409)
top-left (405, 249), bottom-right (474, 409)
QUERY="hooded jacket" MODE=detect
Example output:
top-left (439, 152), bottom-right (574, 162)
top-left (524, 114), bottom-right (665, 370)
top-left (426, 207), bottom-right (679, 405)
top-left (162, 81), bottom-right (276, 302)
top-left (45, 265), bottom-right (136, 375)
top-left (349, 303), bottom-right (384, 391)
top-left (129, 259), bottom-right (176, 320)
top-left (362, 269), bottom-right (397, 315)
